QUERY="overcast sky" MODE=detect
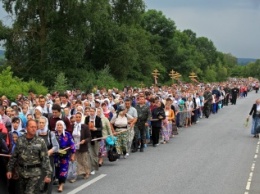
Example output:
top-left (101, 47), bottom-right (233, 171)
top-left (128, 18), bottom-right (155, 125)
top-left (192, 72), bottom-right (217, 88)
top-left (144, 0), bottom-right (260, 59)
top-left (0, 1), bottom-right (259, 58)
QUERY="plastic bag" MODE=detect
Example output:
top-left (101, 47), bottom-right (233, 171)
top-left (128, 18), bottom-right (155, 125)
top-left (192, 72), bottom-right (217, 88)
top-left (67, 161), bottom-right (77, 181)
top-left (106, 136), bottom-right (117, 146)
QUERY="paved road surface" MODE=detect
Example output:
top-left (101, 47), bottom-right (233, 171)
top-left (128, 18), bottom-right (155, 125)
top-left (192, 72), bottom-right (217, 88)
top-left (53, 92), bottom-right (260, 194)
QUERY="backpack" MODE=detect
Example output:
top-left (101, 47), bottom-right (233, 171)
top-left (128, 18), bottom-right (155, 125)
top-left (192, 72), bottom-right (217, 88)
top-left (107, 146), bottom-right (119, 162)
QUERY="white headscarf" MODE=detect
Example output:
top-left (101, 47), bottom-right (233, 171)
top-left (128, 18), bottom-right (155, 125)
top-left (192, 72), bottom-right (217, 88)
top-left (55, 120), bottom-right (66, 136)
top-left (34, 106), bottom-right (43, 114)
top-left (37, 116), bottom-right (49, 135)
top-left (76, 106), bottom-right (84, 114)
top-left (89, 108), bottom-right (96, 126)
top-left (11, 118), bottom-right (23, 134)
top-left (76, 111), bottom-right (85, 124)
top-left (96, 107), bottom-right (105, 118)
top-left (74, 112), bottom-right (83, 132)
top-left (73, 112), bottom-right (83, 150)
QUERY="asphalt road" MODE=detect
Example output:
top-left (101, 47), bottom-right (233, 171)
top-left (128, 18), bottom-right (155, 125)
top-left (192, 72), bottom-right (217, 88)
top-left (53, 92), bottom-right (260, 194)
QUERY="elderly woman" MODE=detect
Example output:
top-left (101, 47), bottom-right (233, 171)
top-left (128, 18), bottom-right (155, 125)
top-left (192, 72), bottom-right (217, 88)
top-left (248, 98), bottom-right (260, 137)
top-left (96, 108), bottom-right (113, 166)
top-left (71, 112), bottom-right (91, 181)
top-left (110, 106), bottom-right (133, 158)
top-left (37, 116), bottom-right (59, 194)
top-left (34, 106), bottom-right (43, 122)
top-left (54, 120), bottom-right (75, 192)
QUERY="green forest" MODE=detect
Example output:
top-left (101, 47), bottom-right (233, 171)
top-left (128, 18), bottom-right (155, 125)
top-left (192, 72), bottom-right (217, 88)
top-left (0, 0), bottom-right (259, 91)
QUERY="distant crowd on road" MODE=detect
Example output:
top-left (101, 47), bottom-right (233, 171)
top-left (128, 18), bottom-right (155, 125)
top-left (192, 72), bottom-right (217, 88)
top-left (0, 79), bottom-right (259, 194)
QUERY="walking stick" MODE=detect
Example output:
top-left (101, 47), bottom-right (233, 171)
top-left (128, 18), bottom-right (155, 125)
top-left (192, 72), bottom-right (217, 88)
top-left (0, 153), bottom-right (11, 157)
top-left (91, 129), bottom-right (129, 141)
top-left (58, 142), bottom-right (81, 155)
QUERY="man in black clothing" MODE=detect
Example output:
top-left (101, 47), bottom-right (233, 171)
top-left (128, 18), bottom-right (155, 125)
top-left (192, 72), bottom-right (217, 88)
top-left (231, 85), bottom-right (239, 105)
top-left (151, 101), bottom-right (165, 147)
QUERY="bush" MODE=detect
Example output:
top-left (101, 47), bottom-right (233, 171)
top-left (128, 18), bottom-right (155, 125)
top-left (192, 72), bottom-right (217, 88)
top-left (0, 66), bottom-right (48, 100)
top-left (27, 80), bottom-right (48, 95)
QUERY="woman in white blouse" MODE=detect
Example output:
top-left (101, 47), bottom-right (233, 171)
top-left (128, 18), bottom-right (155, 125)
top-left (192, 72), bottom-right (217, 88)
top-left (110, 106), bottom-right (133, 158)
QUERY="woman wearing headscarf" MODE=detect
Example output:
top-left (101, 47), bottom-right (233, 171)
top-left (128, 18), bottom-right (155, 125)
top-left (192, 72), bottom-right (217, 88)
top-left (10, 117), bottom-right (26, 138)
top-left (110, 106), bottom-right (133, 158)
top-left (34, 106), bottom-right (43, 122)
top-left (84, 107), bottom-right (102, 175)
top-left (71, 112), bottom-right (91, 181)
top-left (76, 106), bottom-right (85, 123)
top-left (7, 130), bottom-right (20, 194)
top-left (37, 116), bottom-right (59, 194)
top-left (54, 120), bottom-right (75, 192)
top-left (101, 102), bottom-right (113, 121)
top-left (96, 108), bottom-right (113, 166)
top-left (248, 99), bottom-right (260, 137)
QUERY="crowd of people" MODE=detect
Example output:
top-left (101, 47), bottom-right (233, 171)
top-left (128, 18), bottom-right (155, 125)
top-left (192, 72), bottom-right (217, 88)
top-left (0, 79), bottom-right (258, 194)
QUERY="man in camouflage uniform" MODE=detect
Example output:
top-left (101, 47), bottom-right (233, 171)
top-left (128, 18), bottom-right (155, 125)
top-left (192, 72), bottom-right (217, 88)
top-left (132, 95), bottom-right (151, 152)
top-left (203, 86), bottom-right (213, 118)
top-left (7, 120), bottom-right (52, 194)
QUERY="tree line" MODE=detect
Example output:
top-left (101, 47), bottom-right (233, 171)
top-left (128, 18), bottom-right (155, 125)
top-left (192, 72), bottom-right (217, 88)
top-left (0, 0), bottom-right (258, 90)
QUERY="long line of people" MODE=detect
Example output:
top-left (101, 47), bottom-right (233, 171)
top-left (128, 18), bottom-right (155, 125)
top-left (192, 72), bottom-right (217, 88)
top-left (0, 80), bottom-right (257, 194)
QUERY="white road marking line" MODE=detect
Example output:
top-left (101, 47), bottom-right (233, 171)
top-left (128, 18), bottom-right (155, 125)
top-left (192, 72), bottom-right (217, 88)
top-left (67, 174), bottom-right (107, 194)
top-left (248, 172), bottom-right (253, 181)
top-left (251, 163), bottom-right (255, 171)
top-left (246, 182), bottom-right (251, 190)
top-left (245, 139), bottom-right (260, 193)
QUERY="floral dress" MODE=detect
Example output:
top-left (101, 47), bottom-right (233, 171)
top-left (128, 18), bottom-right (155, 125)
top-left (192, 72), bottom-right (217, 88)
top-left (54, 131), bottom-right (76, 183)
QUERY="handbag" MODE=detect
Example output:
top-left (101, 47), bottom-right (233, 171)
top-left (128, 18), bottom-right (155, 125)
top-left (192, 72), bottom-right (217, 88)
top-left (107, 146), bottom-right (119, 162)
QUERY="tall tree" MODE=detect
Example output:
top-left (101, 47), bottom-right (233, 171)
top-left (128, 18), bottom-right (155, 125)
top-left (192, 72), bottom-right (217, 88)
top-left (1, 0), bottom-right (90, 87)
top-left (141, 9), bottom-right (177, 77)
top-left (111, 0), bottom-right (145, 25)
